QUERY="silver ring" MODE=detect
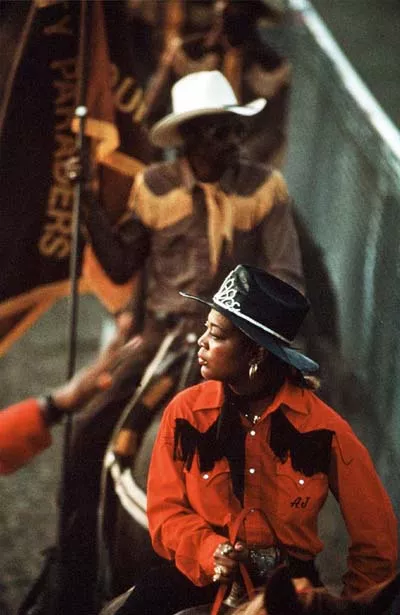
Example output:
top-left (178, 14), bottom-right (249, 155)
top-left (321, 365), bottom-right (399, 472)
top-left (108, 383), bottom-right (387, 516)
top-left (215, 564), bottom-right (230, 577)
top-left (220, 543), bottom-right (234, 556)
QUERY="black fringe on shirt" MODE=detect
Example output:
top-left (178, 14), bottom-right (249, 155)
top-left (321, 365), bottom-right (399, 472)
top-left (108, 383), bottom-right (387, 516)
top-left (173, 392), bottom-right (334, 503)
top-left (270, 408), bottom-right (334, 476)
top-left (173, 386), bottom-right (246, 502)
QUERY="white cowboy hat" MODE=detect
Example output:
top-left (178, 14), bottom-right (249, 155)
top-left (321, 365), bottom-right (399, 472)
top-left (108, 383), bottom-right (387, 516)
top-left (150, 70), bottom-right (267, 148)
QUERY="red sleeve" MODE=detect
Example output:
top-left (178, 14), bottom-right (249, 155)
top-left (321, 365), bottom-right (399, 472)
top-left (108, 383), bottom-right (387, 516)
top-left (332, 427), bottom-right (398, 595)
top-left (147, 393), bottom-right (226, 587)
top-left (0, 398), bottom-right (52, 474)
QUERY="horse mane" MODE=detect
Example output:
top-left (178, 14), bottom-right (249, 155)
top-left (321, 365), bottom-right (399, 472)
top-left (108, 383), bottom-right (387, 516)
top-left (233, 592), bottom-right (266, 615)
top-left (230, 565), bottom-right (400, 615)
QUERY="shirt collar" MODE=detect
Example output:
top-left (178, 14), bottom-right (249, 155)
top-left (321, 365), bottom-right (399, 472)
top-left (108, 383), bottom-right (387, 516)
top-left (192, 381), bottom-right (225, 412)
top-left (266, 379), bottom-right (309, 416)
top-left (192, 379), bottom-right (309, 416)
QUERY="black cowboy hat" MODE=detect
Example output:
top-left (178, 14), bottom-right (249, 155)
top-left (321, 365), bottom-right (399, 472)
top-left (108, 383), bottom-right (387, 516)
top-left (180, 265), bottom-right (319, 373)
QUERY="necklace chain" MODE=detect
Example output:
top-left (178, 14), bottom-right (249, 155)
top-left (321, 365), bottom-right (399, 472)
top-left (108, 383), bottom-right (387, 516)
top-left (244, 412), bottom-right (261, 425)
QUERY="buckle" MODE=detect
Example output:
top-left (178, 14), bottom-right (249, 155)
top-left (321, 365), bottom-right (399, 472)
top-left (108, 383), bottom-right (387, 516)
top-left (222, 547), bottom-right (287, 609)
top-left (248, 546), bottom-right (285, 584)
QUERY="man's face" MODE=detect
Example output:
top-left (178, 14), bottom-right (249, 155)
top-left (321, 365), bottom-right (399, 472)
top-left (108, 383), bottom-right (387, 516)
top-left (179, 114), bottom-right (246, 180)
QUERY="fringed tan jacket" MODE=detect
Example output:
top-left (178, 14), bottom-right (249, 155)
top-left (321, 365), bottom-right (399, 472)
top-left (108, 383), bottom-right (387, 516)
top-left (85, 157), bottom-right (304, 321)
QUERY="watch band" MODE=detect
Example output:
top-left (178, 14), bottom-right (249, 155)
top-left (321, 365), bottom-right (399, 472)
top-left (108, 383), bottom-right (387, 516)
top-left (40, 394), bottom-right (65, 426)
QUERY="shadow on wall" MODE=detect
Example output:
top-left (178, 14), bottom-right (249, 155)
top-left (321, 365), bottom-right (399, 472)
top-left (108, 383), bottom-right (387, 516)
top-left (294, 200), bottom-right (400, 601)
top-left (294, 211), bottom-right (351, 591)
top-left (295, 211), bottom-right (360, 412)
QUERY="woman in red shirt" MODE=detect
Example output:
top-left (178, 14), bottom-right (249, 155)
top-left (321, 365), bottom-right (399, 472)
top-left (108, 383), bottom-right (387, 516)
top-left (115, 265), bottom-right (397, 615)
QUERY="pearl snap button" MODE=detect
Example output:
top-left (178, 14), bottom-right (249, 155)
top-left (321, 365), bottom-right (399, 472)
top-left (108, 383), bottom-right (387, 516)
top-left (203, 474), bottom-right (209, 480)
top-left (249, 468), bottom-right (256, 474)
top-left (299, 479), bottom-right (305, 485)
top-left (250, 430), bottom-right (256, 436)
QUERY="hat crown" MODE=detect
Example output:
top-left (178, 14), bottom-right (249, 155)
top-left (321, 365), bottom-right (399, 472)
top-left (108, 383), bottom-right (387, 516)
top-left (179, 265), bottom-right (318, 372)
top-left (150, 70), bottom-right (266, 148)
top-left (213, 265), bottom-right (309, 343)
top-left (171, 70), bottom-right (239, 115)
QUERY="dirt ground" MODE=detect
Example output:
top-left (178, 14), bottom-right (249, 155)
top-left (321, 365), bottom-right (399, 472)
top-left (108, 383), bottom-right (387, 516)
top-left (0, 295), bottom-right (108, 613)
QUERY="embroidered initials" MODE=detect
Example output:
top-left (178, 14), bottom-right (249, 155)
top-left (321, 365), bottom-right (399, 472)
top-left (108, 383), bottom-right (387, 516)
top-left (290, 496), bottom-right (310, 509)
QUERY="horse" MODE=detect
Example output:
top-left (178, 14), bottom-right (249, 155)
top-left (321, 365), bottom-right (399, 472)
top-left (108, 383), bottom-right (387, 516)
top-left (100, 564), bottom-right (400, 615)
top-left (234, 565), bottom-right (400, 615)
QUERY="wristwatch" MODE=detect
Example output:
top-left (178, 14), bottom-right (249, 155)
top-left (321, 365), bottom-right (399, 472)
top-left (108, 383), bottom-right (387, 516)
top-left (39, 395), bottom-right (65, 426)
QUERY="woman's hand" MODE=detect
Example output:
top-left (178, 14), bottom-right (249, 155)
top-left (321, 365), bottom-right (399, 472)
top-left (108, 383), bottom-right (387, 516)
top-left (212, 541), bottom-right (248, 584)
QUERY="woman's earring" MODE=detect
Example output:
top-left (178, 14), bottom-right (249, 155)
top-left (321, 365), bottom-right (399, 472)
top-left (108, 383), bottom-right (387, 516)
top-left (249, 361), bottom-right (259, 380)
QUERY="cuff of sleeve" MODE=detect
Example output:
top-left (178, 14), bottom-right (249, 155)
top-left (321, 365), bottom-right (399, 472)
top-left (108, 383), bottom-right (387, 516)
top-left (39, 395), bottom-right (65, 426)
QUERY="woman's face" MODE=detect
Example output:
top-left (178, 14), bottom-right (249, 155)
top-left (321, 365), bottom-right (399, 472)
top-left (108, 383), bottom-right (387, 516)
top-left (197, 309), bottom-right (253, 385)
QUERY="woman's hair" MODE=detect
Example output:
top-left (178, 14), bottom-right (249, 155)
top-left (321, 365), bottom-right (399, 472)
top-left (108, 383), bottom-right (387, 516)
top-left (247, 336), bottom-right (320, 392)
top-left (288, 367), bottom-right (320, 392)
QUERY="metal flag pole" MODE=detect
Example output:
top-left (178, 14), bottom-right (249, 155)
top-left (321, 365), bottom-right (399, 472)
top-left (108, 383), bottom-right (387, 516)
top-left (52, 1), bottom-right (91, 612)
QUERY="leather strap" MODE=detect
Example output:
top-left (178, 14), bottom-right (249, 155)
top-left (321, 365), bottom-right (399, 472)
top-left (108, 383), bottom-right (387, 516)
top-left (210, 563), bottom-right (255, 615)
top-left (210, 509), bottom-right (256, 615)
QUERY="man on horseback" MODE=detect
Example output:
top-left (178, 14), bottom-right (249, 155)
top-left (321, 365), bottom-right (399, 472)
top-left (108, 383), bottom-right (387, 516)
top-left (81, 67), bottom-right (304, 460)
top-left (66, 69), bottom-right (304, 612)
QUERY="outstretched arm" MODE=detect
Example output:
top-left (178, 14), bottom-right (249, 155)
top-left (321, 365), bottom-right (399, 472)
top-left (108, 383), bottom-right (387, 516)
top-left (0, 313), bottom-right (134, 474)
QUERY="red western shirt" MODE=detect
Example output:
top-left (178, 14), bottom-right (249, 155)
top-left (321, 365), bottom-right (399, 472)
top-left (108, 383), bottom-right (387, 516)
top-left (0, 399), bottom-right (51, 474)
top-left (147, 380), bottom-right (397, 595)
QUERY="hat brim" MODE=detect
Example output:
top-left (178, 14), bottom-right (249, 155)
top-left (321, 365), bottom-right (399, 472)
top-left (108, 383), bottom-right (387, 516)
top-left (150, 98), bottom-right (267, 148)
top-left (180, 291), bottom-right (319, 373)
